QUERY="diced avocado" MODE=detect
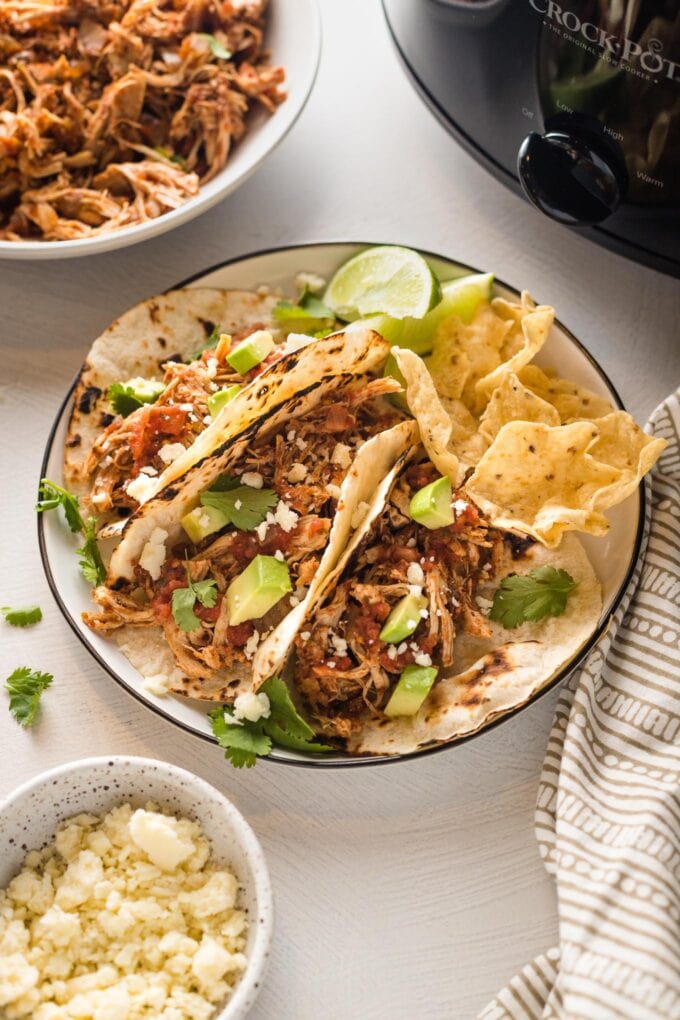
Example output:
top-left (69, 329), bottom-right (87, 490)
top-left (181, 505), bottom-right (229, 544)
top-left (383, 352), bottom-right (409, 412)
top-left (207, 384), bottom-right (242, 418)
top-left (409, 476), bottom-right (453, 529)
top-left (226, 554), bottom-right (292, 626)
top-left (379, 593), bottom-right (428, 644)
top-left (384, 665), bottom-right (438, 718)
top-left (226, 330), bottom-right (275, 374)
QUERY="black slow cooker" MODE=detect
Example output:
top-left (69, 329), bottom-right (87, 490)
top-left (383, 0), bottom-right (680, 277)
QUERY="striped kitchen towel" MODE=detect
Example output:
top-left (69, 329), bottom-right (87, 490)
top-left (480, 390), bottom-right (680, 1020)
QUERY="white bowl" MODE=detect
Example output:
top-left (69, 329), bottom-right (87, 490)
top-left (0, 0), bottom-right (321, 261)
top-left (0, 756), bottom-right (273, 1019)
top-left (39, 242), bottom-right (644, 765)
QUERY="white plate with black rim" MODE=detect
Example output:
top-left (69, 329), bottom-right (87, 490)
top-left (38, 242), bottom-right (644, 766)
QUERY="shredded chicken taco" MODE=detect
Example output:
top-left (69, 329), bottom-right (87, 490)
top-left (42, 247), bottom-right (665, 765)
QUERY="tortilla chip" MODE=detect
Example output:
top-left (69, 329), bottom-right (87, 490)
top-left (465, 413), bottom-right (666, 547)
top-left (392, 348), bottom-right (466, 484)
top-left (518, 364), bottom-right (615, 422)
top-left (479, 373), bottom-right (560, 445)
top-left (425, 293), bottom-right (554, 415)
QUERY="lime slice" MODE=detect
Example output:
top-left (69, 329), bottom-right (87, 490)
top-left (324, 246), bottom-right (442, 321)
top-left (355, 272), bottom-right (494, 355)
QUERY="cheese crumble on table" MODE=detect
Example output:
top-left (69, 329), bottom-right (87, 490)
top-left (0, 804), bottom-right (248, 1019)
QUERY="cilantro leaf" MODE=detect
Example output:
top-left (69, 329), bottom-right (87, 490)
top-left (36, 479), bottom-right (84, 533)
top-left (201, 484), bottom-right (277, 532)
top-left (273, 289), bottom-right (336, 335)
top-left (108, 380), bottom-right (164, 418)
top-left (171, 587), bottom-right (201, 632)
top-left (209, 707), bottom-right (272, 768)
top-left (171, 570), bottom-right (218, 632)
top-left (489, 566), bottom-right (578, 629)
top-left (77, 518), bottom-right (106, 586)
top-left (190, 324), bottom-right (221, 362)
top-left (5, 666), bottom-right (53, 727)
top-left (2, 606), bottom-right (42, 627)
top-left (210, 473), bottom-right (241, 492)
top-left (199, 33), bottom-right (232, 60)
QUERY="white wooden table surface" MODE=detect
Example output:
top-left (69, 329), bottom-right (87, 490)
top-left (1, 3), bottom-right (678, 1018)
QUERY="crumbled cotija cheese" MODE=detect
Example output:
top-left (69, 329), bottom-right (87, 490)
top-left (157, 442), bottom-right (186, 465)
top-left (126, 473), bottom-right (159, 506)
top-left (0, 805), bottom-right (248, 1019)
top-left (138, 527), bottom-right (168, 581)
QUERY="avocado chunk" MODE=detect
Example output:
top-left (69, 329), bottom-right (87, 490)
top-left (379, 592), bottom-right (428, 644)
top-left (181, 505), bottom-right (229, 544)
top-left (383, 352), bottom-right (409, 412)
top-left (226, 554), bottom-right (292, 626)
top-left (207, 384), bottom-right (242, 418)
top-left (384, 665), bottom-right (438, 718)
top-left (409, 475), bottom-right (453, 529)
top-left (226, 330), bottom-right (275, 374)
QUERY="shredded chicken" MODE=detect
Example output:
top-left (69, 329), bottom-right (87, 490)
top-left (294, 459), bottom-right (504, 736)
top-left (0, 0), bottom-right (285, 240)
top-left (84, 380), bottom-right (405, 683)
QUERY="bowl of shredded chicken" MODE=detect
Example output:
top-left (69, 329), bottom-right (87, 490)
top-left (0, 0), bottom-right (320, 258)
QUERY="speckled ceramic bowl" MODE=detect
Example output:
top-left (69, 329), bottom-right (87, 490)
top-left (0, 755), bottom-right (273, 1019)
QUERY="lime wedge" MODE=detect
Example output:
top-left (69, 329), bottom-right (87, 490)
top-left (324, 246), bottom-right (442, 321)
top-left (354, 272), bottom-right (494, 355)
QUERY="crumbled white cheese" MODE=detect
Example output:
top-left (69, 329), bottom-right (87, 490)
top-left (129, 809), bottom-right (195, 872)
top-left (140, 465), bottom-right (158, 477)
top-left (126, 473), bottom-right (158, 505)
top-left (241, 471), bottom-right (263, 489)
top-left (327, 660), bottom-right (336, 669)
top-left (142, 673), bottom-right (170, 697)
top-left (287, 430), bottom-right (296, 441)
top-left (406, 562), bottom-right (425, 586)
top-left (414, 652), bottom-right (433, 667)
top-left (197, 511), bottom-right (212, 529)
top-left (386, 645), bottom-right (398, 660)
top-left (138, 527), bottom-right (168, 580)
top-left (351, 501), bottom-right (370, 528)
top-left (330, 632), bottom-right (348, 656)
top-left (157, 442), bottom-right (185, 465)
top-left (243, 630), bottom-right (261, 661)
top-left (282, 333), bottom-right (311, 354)
top-left (330, 443), bottom-right (352, 469)
top-left (233, 691), bottom-right (270, 722)
top-left (203, 414), bottom-right (213, 424)
top-left (300, 631), bottom-right (311, 642)
top-left (397, 642), bottom-right (408, 655)
top-left (295, 271), bottom-right (326, 294)
top-left (450, 595), bottom-right (460, 608)
top-left (289, 595), bottom-right (300, 607)
top-left (255, 521), bottom-right (268, 542)
top-left (287, 463), bottom-right (308, 483)
top-left (273, 549), bottom-right (285, 562)
top-left (205, 357), bottom-right (218, 378)
top-left (420, 608), bottom-right (429, 619)
top-left (295, 436), bottom-right (307, 451)
top-left (234, 499), bottom-right (243, 510)
top-left (476, 595), bottom-right (494, 613)
top-left (273, 500), bottom-right (298, 533)
top-left (408, 584), bottom-right (423, 598)
top-left (406, 618), bottom-right (417, 630)
top-left (179, 402), bottom-right (193, 411)
top-left (327, 483), bottom-right (342, 500)
top-left (0, 805), bottom-right (248, 1018)
top-left (452, 498), bottom-right (470, 516)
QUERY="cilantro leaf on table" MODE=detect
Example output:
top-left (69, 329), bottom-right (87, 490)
top-left (199, 33), bottom-right (232, 59)
top-left (209, 707), bottom-right (272, 769)
top-left (5, 667), bottom-right (53, 727)
top-left (209, 677), bottom-right (331, 769)
top-left (171, 569), bottom-right (219, 632)
top-left (77, 518), bottom-right (107, 586)
top-left (489, 566), bottom-right (578, 629)
top-left (36, 479), bottom-right (84, 533)
top-left (1, 606), bottom-right (42, 627)
top-left (201, 483), bottom-right (277, 531)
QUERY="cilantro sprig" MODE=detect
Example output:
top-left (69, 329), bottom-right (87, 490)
top-left (200, 474), bottom-right (277, 532)
top-left (171, 567), bottom-right (219, 632)
top-left (36, 479), bottom-right (105, 587)
top-left (108, 380), bottom-right (164, 418)
top-left (190, 324), bottom-right (221, 362)
top-left (2, 606), bottom-right (42, 627)
top-left (5, 667), bottom-right (53, 727)
top-left (36, 479), bottom-right (84, 532)
top-left (273, 288), bottom-right (336, 336)
top-left (209, 677), bottom-right (331, 768)
top-left (489, 566), bottom-right (578, 629)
